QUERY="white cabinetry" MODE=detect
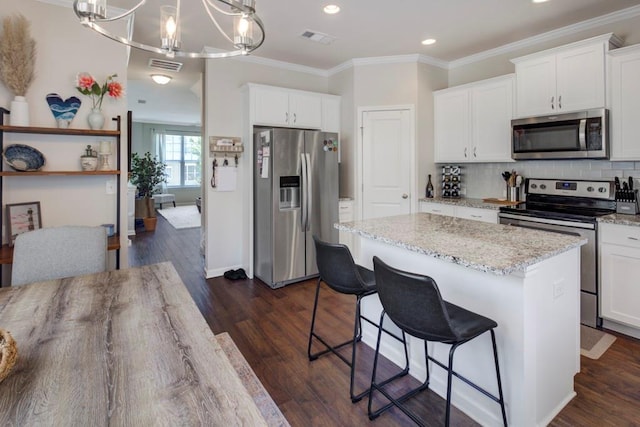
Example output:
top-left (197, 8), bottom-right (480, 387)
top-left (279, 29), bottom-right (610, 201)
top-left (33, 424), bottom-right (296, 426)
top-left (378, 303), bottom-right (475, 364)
top-left (418, 201), bottom-right (498, 224)
top-left (600, 223), bottom-right (640, 329)
top-left (434, 75), bottom-right (513, 163)
top-left (322, 95), bottom-right (341, 133)
top-left (512, 34), bottom-right (618, 118)
top-left (251, 84), bottom-right (323, 129)
top-left (339, 199), bottom-right (355, 253)
top-left (609, 44), bottom-right (640, 160)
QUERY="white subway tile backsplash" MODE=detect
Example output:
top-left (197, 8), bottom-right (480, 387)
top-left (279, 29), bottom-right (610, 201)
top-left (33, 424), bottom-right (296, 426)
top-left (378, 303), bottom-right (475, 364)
top-left (461, 160), bottom-right (640, 198)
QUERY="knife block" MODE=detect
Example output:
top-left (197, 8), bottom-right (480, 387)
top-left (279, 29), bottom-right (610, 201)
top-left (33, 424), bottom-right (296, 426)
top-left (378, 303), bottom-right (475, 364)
top-left (616, 189), bottom-right (639, 215)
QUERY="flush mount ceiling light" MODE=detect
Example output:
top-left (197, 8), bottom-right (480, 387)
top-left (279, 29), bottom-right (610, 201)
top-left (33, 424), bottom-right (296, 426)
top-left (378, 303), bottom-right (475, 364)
top-left (532, 0), bottom-right (550, 3)
top-left (421, 38), bottom-right (436, 46)
top-left (151, 74), bottom-right (172, 84)
top-left (72, 0), bottom-right (265, 59)
top-left (323, 5), bottom-right (340, 14)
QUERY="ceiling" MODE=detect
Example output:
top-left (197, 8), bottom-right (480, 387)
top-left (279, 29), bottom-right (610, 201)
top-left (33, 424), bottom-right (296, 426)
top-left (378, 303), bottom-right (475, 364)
top-left (104, 0), bottom-right (640, 125)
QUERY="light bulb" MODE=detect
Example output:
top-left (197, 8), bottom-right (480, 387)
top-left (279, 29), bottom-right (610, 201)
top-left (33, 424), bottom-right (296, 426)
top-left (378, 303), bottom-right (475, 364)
top-left (237, 17), bottom-right (249, 37)
top-left (165, 16), bottom-right (177, 37)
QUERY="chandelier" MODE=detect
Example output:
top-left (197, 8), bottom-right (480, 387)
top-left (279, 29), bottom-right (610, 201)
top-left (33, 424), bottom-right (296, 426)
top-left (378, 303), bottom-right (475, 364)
top-left (72, 0), bottom-right (265, 59)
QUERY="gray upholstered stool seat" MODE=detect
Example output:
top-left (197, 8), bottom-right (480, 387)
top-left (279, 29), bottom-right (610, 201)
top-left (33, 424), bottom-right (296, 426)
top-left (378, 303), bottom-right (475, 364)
top-left (152, 193), bottom-right (176, 209)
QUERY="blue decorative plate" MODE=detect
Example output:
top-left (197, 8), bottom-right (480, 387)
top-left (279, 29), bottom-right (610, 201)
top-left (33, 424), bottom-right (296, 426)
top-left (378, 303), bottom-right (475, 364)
top-left (46, 93), bottom-right (81, 127)
top-left (3, 144), bottom-right (46, 171)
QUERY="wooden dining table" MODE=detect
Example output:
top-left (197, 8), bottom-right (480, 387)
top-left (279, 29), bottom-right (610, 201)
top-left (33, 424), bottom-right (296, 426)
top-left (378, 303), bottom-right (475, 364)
top-left (0, 262), bottom-right (268, 426)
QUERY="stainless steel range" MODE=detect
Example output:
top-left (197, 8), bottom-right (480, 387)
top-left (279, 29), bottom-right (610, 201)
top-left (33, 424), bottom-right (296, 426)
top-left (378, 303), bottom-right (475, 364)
top-left (498, 178), bottom-right (616, 328)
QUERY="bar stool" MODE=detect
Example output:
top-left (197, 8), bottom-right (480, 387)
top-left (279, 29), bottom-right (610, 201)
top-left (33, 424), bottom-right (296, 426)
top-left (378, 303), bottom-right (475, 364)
top-left (369, 256), bottom-right (508, 426)
top-left (308, 236), bottom-right (409, 403)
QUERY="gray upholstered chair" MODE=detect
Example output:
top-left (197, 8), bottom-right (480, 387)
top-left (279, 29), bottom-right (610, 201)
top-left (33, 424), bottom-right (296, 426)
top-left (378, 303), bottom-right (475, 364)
top-left (11, 226), bottom-right (108, 286)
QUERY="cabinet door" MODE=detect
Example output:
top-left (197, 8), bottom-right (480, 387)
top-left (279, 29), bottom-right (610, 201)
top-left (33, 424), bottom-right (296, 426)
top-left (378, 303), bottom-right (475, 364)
top-left (322, 96), bottom-right (341, 133)
top-left (600, 243), bottom-right (640, 328)
top-left (434, 89), bottom-right (471, 163)
top-left (253, 86), bottom-right (290, 126)
top-left (289, 92), bottom-right (322, 129)
top-left (515, 55), bottom-right (557, 117)
top-left (471, 76), bottom-right (514, 162)
top-left (556, 43), bottom-right (605, 113)
top-left (610, 46), bottom-right (640, 160)
top-left (455, 206), bottom-right (498, 223)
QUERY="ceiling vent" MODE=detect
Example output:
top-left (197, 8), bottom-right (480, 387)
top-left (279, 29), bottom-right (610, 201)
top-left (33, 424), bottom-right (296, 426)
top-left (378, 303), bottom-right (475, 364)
top-left (148, 58), bottom-right (183, 72)
top-left (299, 30), bottom-right (336, 45)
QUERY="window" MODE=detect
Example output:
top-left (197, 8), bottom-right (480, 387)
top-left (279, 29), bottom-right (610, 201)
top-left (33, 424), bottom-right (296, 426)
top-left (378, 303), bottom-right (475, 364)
top-left (161, 133), bottom-right (201, 187)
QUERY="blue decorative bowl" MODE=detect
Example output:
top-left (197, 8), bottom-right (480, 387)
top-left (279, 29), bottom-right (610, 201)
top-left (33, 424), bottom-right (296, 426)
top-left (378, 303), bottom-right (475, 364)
top-left (3, 144), bottom-right (46, 171)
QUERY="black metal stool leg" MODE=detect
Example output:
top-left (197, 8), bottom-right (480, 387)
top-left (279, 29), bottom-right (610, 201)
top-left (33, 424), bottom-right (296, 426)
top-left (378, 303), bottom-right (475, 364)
top-left (307, 278), bottom-right (322, 361)
top-left (491, 329), bottom-right (508, 427)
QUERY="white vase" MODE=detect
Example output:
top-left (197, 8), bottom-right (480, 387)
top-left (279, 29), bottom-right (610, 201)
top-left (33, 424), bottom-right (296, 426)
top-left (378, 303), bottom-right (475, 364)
top-left (87, 108), bottom-right (105, 130)
top-left (10, 96), bottom-right (29, 127)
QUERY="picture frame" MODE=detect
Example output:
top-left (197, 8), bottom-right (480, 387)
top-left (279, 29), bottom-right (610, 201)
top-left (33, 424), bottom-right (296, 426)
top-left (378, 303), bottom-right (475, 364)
top-left (6, 201), bottom-right (42, 247)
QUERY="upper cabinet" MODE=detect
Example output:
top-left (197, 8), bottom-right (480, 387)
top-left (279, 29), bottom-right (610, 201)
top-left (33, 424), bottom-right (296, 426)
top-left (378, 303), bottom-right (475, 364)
top-left (434, 74), bottom-right (514, 163)
top-left (249, 84), bottom-right (324, 129)
top-left (609, 44), bottom-right (640, 160)
top-left (512, 33), bottom-right (620, 118)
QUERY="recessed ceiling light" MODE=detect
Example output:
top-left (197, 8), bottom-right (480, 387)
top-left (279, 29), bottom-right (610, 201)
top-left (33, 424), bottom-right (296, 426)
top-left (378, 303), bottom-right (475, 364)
top-left (151, 74), bottom-right (172, 85)
top-left (323, 5), bottom-right (340, 14)
top-left (421, 38), bottom-right (436, 46)
top-left (532, 0), bottom-right (549, 3)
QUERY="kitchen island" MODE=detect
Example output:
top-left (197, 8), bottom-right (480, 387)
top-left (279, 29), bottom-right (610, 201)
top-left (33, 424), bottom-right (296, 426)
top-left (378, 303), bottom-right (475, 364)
top-left (336, 213), bottom-right (586, 427)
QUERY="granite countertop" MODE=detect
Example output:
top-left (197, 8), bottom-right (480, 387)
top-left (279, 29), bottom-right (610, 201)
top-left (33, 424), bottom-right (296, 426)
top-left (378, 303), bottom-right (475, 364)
top-left (418, 197), bottom-right (513, 211)
top-left (598, 213), bottom-right (640, 227)
top-left (336, 213), bottom-right (586, 276)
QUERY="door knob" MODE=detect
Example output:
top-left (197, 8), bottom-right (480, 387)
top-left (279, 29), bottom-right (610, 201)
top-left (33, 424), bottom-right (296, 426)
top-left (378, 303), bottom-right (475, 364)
top-left (402, 194), bottom-right (409, 199)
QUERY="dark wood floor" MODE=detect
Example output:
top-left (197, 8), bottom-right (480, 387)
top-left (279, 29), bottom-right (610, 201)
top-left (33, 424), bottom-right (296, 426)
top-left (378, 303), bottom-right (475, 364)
top-left (129, 213), bottom-right (640, 426)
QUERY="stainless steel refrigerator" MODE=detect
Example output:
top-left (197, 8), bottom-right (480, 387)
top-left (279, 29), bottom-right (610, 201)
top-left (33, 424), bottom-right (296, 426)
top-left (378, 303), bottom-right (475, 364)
top-left (254, 127), bottom-right (339, 289)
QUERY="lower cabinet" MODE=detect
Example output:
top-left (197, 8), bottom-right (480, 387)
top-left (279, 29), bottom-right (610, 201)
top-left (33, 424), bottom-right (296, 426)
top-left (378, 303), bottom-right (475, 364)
top-left (419, 201), bottom-right (498, 224)
top-left (339, 199), bottom-right (355, 253)
top-left (600, 223), bottom-right (640, 328)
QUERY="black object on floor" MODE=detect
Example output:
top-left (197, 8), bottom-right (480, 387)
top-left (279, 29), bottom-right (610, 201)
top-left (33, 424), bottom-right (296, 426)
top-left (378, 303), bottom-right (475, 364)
top-left (224, 268), bottom-right (248, 280)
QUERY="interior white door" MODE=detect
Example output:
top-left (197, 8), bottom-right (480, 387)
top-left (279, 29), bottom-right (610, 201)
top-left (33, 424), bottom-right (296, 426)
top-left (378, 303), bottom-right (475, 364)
top-left (362, 109), bottom-right (412, 219)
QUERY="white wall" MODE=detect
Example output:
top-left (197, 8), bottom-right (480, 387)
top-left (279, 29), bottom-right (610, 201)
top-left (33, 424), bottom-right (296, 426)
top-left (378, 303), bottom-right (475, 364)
top-left (203, 59), bottom-right (328, 277)
top-left (0, 1), bottom-right (129, 272)
top-left (328, 67), bottom-right (354, 198)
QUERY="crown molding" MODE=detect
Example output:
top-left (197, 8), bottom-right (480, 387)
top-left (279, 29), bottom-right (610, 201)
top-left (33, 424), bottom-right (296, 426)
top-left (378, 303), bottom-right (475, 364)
top-left (449, 4), bottom-right (640, 69)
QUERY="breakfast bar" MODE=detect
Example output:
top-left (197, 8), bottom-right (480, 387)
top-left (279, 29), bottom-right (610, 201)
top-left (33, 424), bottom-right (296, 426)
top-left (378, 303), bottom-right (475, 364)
top-left (336, 213), bottom-right (587, 427)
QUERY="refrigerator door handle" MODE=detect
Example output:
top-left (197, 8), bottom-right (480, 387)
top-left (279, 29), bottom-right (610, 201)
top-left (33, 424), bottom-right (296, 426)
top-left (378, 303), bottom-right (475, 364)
top-left (305, 153), bottom-right (312, 231)
top-left (300, 152), bottom-right (308, 230)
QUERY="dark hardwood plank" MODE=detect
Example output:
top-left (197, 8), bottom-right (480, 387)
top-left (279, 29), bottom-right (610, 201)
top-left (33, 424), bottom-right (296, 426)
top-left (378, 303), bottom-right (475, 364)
top-left (130, 213), bottom-right (640, 426)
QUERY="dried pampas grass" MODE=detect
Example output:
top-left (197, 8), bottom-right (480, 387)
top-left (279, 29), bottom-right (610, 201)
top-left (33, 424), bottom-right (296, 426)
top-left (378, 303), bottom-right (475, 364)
top-left (0, 14), bottom-right (36, 97)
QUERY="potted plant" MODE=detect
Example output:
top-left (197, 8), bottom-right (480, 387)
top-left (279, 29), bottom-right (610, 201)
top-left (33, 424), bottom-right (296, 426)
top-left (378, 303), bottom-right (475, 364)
top-left (129, 152), bottom-right (167, 232)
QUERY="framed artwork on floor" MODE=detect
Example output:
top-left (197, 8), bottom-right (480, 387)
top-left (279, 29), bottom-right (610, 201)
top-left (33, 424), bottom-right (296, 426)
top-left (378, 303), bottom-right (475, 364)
top-left (6, 201), bottom-right (42, 247)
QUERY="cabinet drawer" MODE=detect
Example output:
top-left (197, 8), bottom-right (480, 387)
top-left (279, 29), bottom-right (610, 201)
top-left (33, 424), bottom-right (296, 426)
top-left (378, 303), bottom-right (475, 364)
top-left (419, 202), bottom-right (455, 216)
top-left (600, 223), bottom-right (640, 248)
top-left (456, 206), bottom-right (498, 224)
top-left (339, 200), bottom-right (354, 222)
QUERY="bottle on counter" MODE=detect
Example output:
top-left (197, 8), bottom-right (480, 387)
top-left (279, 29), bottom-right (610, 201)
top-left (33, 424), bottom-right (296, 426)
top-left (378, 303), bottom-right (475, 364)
top-left (426, 174), bottom-right (434, 198)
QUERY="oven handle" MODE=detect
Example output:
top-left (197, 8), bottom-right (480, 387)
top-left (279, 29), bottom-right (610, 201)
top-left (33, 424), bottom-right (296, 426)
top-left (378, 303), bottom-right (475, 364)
top-left (498, 213), bottom-right (595, 230)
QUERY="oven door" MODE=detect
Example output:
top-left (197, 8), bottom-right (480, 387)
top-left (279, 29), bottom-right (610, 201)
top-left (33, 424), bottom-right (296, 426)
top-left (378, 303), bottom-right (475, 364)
top-left (499, 213), bottom-right (599, 327)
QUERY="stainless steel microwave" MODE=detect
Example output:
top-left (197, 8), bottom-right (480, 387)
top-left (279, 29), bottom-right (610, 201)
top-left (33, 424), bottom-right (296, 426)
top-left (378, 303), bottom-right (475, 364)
top-left (512, 109), bottom-right (608, 160)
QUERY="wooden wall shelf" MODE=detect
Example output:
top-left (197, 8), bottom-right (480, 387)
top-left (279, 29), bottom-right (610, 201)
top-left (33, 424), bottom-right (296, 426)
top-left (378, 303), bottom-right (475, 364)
top-left (0, 170), bottom-right (120, 176)
top-left (0, 124), bottom-right (120, 137)
top-left (0, 234), bottom-right (120, 265)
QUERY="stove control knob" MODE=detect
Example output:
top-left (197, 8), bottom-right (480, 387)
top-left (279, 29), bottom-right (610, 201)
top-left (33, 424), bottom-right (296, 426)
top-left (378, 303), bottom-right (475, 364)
top-left (587, 186), bottom-right (594, 192)
top-left (598, 187), bottom-right (607, 193)
top-left (540, 184), bottom-right (546, 190)
top-left (530, 184), bottom-right (537, 189)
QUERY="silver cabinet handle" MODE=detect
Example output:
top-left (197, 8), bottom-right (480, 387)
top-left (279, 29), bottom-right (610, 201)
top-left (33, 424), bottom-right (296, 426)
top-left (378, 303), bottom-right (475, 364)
top-left (402, 194), bottom-right (409, 199)
top-left (293, 113), bottom-right (297, 124)
top-left (285, 112), bottom-right (289, 123)
top-left (558, 95), bottom-right (562, 109)
top-left (464, 147), bottom-right (468, 158)
top-left (551, 96), bottom-right (555, 110)
top-left (473, 147), bottom-right (477, 157)
top-left (471, 214), bottom-right (482, 218)
top-left (432, 209), bottom-right (441, 213)
top-left (628, 236), bottom-right (639, 241)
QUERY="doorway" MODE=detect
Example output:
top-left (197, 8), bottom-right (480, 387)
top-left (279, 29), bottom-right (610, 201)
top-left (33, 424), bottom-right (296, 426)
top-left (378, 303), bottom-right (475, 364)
top-left (358, 107), bottom-right (415, 220)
